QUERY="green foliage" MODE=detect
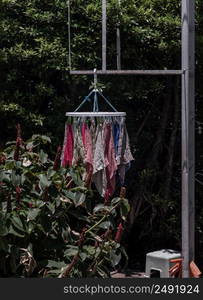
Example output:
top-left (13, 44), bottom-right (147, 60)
top-left (1, 0), bottom-right (203, 270)
top-left (0, 0), bottom-right (182, 145)
top-left (0, 133), bottom-right (130, 277)
top-left (0, 0), bottom-right (191, 150)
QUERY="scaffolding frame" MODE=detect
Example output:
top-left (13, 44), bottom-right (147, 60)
top-left (69, 0), bottom-right (195, 278)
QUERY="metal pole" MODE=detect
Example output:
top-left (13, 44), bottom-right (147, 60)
top-left (70, 70), bottom-right (183, 75)
top-left (102, 0), bottom-right (107, 71)
top-left (116, 0), bottom-right (121, 70)
top-left (68, 0), bottom-right (71, 70)
top-left (181, 0), bottom-right (195, 278)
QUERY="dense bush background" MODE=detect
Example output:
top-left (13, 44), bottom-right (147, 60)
top-left (0, 0), bottom-right (203, 271)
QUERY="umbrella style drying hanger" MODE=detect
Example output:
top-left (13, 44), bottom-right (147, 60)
top-left (66, 69), bottom-right (126, 117)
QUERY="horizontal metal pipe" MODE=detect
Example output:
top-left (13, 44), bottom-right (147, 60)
top-left (66, 112), bottom-right (126, 117)
top-left (70, 70), bottom-right (183, 75)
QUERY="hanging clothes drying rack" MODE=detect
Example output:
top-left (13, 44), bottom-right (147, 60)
top-left (63, 68), bottom-right (131, 202)
top-left (66, 69), bottom-right (126, 117)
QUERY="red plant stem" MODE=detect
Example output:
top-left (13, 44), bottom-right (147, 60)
top-left (14, 137), bottom-right (21, 161)
top-left (66, 179), bottom-right (73, 189)
top-left (120, 187), bottom-right (126, 198)
top-left (16, 123), bottom-right (22, 139)
top-left (28, 203), bottom-right (33, 208)
top-left (7, 194), bottom-right (12, 213)
top-left (62, 253), bottom-right (79, 277)
top-left (77, 227), bottom-right (87, 248)
top-left (16, 186), bottom-right (21, 204)
top-left (104, 192), bottom-right (110, 206)
top-left (0, 155), bottom-right (6, 165)
top-left (14, 124), bottom-right (23, 161)
top-left (95, 228), bottom-right (112, 248)
top-left (43, 187), bottom-right (49, 202)
top-left (35, 182), bottom-right (41, 193)
top-left (104, 228), bottom-right (112, 239)
top-left (62, 227), bottom-right (87, 277)
top-left (84, 164), bottom-right (93, 188)
top-left (94, 241), bottom-right (99, 248)
top-left (53, 146), bottom-right (62, 170)
top-left (115, 222), bottom-right (124, 243)
top-left (101, 228), bottom-right (112, 241)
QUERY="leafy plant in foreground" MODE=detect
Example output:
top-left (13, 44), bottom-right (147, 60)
top-left (0, 126), bottom-right (130, 277)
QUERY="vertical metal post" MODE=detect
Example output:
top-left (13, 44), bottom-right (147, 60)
top-left (116, 0), bottom-right (121, 70)
top-left (102, 0), bottom-right (107, 71)
top-left (181, 0), bottom-right (195, 278)
top-left (68, 0), bottom-right (72, 70)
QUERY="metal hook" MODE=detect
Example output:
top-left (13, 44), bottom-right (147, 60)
top-left (93, 68), bottom-right (99, 111)
top-left (93, 68), bottom-right (98, 91)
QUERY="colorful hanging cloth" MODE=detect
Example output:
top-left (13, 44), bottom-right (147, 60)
top-left (61, 115), bottom-right (134, 199)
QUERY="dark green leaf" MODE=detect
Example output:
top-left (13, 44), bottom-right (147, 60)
top-left (110, 251), bottom-right (121, 267)
top-left (64, 246), bottom-right (78, 257)
top-left (63, 190), bottom-right (77, 202)
top-left (0, 238), bottom-right (8, 252)
top-left (98, 221), bottom-right (111, 229)
top-left (39, 174), bottom-right (51, 189)
top-left (32, 135), bottom-right (51, 144)
top-left (93, 204), bottom-right (106, 213)
top-left (83, 245), bottom-right (96, 256)
top-left (46, 202), bottom-right (55, 214)
top-left (79, 252), bottom-right (87, 262)
top-left (111, 197), bottom-right (121, 205)
top-left (27, 222), bottom-right (34, 234)
top-left (0, 226), bottom-right (9, 237)
top-left (9, 226), bottom-right (25, 238)
top-left (11, 171), bottom-right (21, 187)
top-left (46, 260), bottom-right (66, 269)
top-left (0, 171), bottom-right (10, 183)
top-left (74, 192), bottom-right (86, 207)
top-left (69, 169), bottom-right (83, 186)
top-left (120, 199), bottom-right (130, 220)
top-left (39, 149), bottom-right (48, 164)
top-left (68, 210), bottom-right (91, 222)
top-left (11, 215), bottom-right (25, 232)
top-left (27, 208), bottom-right (40, 221)
top-left (47, 168), bottom-right (56, 179)
top-left (0, 213), bottom-right (8, 236)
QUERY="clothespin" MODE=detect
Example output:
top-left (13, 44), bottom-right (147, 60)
top-left (190, 261), bottom-right (202, 278)
top-left (169, 258), bottom-right (183, 278)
